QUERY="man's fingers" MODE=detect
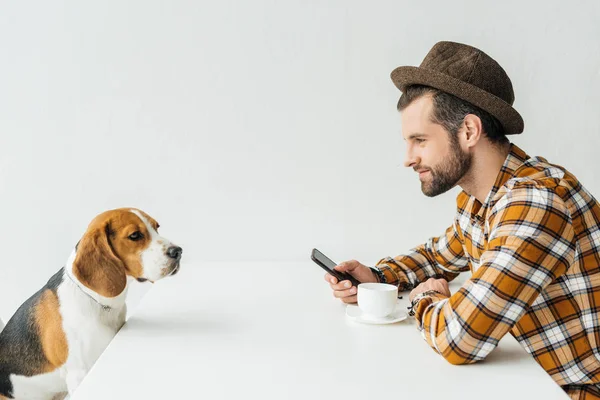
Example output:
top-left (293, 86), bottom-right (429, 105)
top-left (341, 295), bottom-right (357, 304)
top-left (409, 278), bottom-right (451, 301)
top-left (409, 288), bottom-right (418, 302)
top-left (333, 287), bottom-right (357, 299)
top-left (334, 263), bottom-right (348, 272)
top-left (331, 280), bottom-right (353, 290)
top-left (324, 260), bottom-right (364, 305)
top-left (324, 273), bottom-right (337, 285)
top-left (335, 260), bottom-right (358, 272)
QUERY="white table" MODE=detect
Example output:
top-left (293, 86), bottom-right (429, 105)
top-left (72, 263), bottom-right (568, 399)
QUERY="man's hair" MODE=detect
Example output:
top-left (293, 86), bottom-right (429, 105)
top-left (397, 85), bottom-right (509, 145)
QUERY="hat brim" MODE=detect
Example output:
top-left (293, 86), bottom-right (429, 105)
top-left (391, 66), bottom-right (524, 135)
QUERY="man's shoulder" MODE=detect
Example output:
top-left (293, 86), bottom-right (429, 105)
top-left (492, 156), bottom-right (580, 208)
top-left (514, 153), bottom-right (561, 176)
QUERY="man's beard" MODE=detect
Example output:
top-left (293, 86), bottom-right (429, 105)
top-left (419, 138), bottom-right (472, 197)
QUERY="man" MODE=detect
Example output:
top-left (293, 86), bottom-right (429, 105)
top-left (324, 41), bottom-right (600, 399)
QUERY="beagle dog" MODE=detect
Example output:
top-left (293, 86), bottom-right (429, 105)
top-left (0, 208), bottom-right (182, 400)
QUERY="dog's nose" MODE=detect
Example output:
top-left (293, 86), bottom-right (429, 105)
top-left (167, 246), bottom-right (183, 260)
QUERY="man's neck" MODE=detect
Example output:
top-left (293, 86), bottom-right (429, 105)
top-left (458, 142), bottom-right (511, 204)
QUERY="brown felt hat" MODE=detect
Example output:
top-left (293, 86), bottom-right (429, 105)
top-left (391, 41), bottom-right (524, 135)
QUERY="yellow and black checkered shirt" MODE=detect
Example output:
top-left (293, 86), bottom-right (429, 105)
top-left (375, 144), bottom-right (600, 399)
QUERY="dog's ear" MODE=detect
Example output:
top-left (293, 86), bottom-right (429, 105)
top-left (73, 221), bottom-right (126, 297)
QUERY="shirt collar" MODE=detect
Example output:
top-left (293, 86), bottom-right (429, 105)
top-left (470, 143), bottom-right (529, 221)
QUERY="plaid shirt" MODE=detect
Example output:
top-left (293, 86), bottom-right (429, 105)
top-left (375, 143), bottom-right (600, 397)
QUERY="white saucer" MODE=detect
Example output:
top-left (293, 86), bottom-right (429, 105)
top-left (345, 303), bottom-right (408, 325)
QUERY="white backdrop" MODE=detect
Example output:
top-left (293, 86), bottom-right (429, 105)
top-left (1, 0), bottom-right (599, 319)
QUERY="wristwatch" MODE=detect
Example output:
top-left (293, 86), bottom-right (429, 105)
top-left (408, 290), bottom-right (444, 317)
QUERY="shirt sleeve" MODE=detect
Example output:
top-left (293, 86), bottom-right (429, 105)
top-left (374, 221), bottom-right (471, 291)
top-left (414, 183), bottom-right (576, 365)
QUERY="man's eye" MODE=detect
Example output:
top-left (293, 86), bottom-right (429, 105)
top-left (128, 232), bottom-right (144, 241)
top-left (416, 138), bottom-right (425, 143)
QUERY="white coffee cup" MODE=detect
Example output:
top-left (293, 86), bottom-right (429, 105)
top-left (357, 283), bottom-right (398, 319)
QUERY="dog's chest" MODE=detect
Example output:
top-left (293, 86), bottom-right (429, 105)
top-left (57, 284), bottom-right (126, 369)
top-left (64, 311), bottom-right (123, 367)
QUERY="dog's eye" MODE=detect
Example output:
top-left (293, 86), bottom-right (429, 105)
top-left (128, 232), bottom-right (144, 241)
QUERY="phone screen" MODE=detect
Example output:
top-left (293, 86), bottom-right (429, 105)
top-left (312, 248), bottom-right (337, 270)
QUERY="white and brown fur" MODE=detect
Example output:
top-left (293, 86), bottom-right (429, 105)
top-left (0, 208), bottom-right (182, 400)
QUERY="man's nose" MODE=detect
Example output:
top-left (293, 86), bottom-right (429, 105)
top-left (403, 148), bottom-right (419, 168)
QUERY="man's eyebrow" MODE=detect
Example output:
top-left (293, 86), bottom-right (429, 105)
top-left (404, 133), bottom-right (427, 141)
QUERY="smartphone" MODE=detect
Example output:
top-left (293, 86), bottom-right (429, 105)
top-left (311, 248), bottom-right (361, 287)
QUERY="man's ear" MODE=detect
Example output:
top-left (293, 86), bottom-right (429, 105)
top-left (73, 222), bottom-right (126, 297)
top-left (462, 114), bottom-right (484, 149)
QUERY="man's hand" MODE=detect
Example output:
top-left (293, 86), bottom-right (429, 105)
top-left (409, 278), bottom-right (451, 302)
top-left (324, 260), bottom-right (378, 304)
